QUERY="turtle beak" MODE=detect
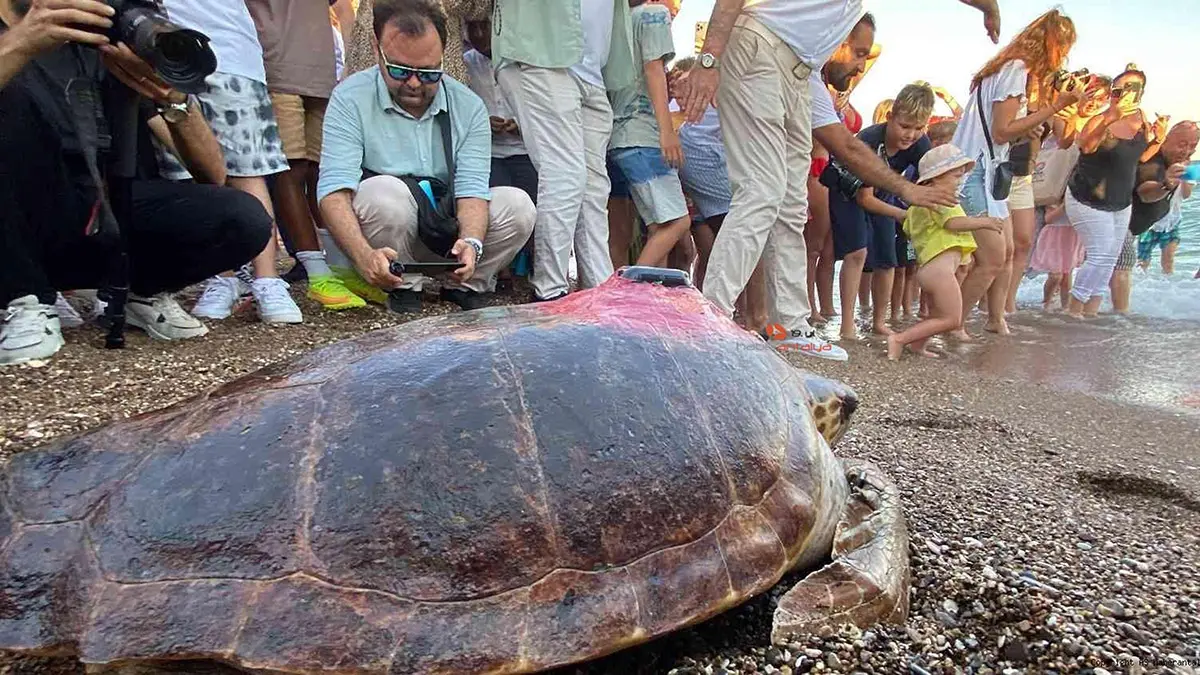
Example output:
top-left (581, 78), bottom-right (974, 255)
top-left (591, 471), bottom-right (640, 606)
top-left (840, 388), bottom-right (859, 424)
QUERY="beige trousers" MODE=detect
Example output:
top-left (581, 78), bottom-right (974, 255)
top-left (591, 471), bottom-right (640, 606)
top-left (346, 176), bottom-right (535, 293)
top-left (496, 64), bottom-right (615, 300)
top-left (703, 15), bottom-right (815, 335)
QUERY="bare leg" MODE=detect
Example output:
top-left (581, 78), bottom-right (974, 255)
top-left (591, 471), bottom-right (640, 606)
top-left (805, 177), bottom-right (831, 323)
top-left (743, 261), bottom-right (768, 333)
top-left (871, 268), bottom-right (894, 335)
top-left (984, 217), bottom-right (1014, 334)
top-left (692, 217), bottom-right (721, 290)
top-left (887, 251), bottom-right (963, 360)
top-left (890, 266), bottom-right (905, 323)
top-left (229, 176), bottom-right (280, 279)
top-left (839, 249), bottom-right (868, 339)
top-left (273, 159), bottom-right (321, 253)
top-left (1006, 206), bottom-right (1035, 313)
top-left (1162, 241), bottom-right (1178, 276)
top-left (859, 271), bottom-right (872, 309)
top-left (1041, 273), bottom-right (1061, 311)
top-left (305, 162), bottom-right (327, 231)
top-left (1109, 269), bottom-right (1132, 314)
top-left (816, 234), bottom-right (836, 318)
top-left (607, 196), bottom-right (635, 270)
top-left (637, 215), bottom-right (692, 268)
top-left (1059, 271), bottom-right (1072, 309)
top-left (955, 227), bottom-right (1005, 340)
top-left (903, 264), bottom-right (918, 319)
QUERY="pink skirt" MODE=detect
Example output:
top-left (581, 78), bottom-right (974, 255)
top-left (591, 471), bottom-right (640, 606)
top-left (1030, 224), bottom-right (1085, 274)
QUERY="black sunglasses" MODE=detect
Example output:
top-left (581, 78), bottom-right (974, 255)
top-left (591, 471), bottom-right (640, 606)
top-left (379, 46), bottom-right (444, 84)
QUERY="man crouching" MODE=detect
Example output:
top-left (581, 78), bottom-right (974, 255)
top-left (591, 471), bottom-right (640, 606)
top-left (316, 0), bottom-right (535, 313)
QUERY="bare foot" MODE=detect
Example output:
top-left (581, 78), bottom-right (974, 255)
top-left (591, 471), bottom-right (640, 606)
top-left (840, 327), bottom-right (859, 341)
top-left (1064, 311), bottom-right (1085, 320)
top-left (810, 312), bottom-right (828, 326)
top-left (886, 334), bottom-right (904, 361)
top-left (871, 323), bottom-right (894, 336)
top-left (903, 311), bottom-right (915, 320)
top-left (907, 344), bottom-right (940, 358)
top-left (984, 319), bottom-right (1011, 335)
top-left (948, 329), bottom-right (977, 342)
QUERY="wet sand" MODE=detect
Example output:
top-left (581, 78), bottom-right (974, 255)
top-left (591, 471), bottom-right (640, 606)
top-left (835, 308), bottom-right (1200, 418)
top-left (1, 284), bottom-right (1197, 674)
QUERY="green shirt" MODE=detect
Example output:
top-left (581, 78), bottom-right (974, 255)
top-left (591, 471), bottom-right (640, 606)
top-left (608, 3), bottom-right (676, 150)
top-left (490, 0), bottom-right (637, 93)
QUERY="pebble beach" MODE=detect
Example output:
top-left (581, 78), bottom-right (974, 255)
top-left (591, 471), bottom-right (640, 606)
top-left (1, 282), bottom-right (1197, 675)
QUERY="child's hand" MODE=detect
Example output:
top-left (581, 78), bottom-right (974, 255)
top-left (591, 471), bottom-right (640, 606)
top-left (660, 129), bottom-right (684, 169)
top-left (983, 217), bottom-right (1006, 233)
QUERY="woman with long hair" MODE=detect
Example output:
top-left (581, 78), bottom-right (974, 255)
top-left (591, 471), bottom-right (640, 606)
top-left (949, 8), bottom-right (1083, 339)
top-left (1064, 66), bottom-right (1165, 318)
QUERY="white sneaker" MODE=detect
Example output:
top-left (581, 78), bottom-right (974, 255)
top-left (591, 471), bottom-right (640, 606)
top-left (775, 329), bottom-right (849, 362)
top-left (1, 295), bottom-right (65, 365)
top-left (54, 293), bottom-right (84, 329)
top-left (251, 277), bottom-right (303, 324)
top-left (191, 276), bottom-right (246, 320)
top-left (126, 293), bottom-right (209, 340)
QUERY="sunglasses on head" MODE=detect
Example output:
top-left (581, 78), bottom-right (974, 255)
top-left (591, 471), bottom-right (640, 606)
top-left (379, 46), bottom-right (444, 84)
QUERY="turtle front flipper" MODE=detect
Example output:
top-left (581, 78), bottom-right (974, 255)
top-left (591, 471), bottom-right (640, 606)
top-left (770, 459), bottom-right (910, 644)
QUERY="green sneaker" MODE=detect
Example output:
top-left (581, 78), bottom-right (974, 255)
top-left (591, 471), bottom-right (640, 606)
top-left (307, 274), bottom-right (366, 310)
top-left (331, 266), bottom-right (388, 306)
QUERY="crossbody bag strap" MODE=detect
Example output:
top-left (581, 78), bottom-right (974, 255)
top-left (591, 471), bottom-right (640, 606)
top-left (439, 106), bottom-right (456, 209)
top-left (977, 85), bottom-right (997, 161)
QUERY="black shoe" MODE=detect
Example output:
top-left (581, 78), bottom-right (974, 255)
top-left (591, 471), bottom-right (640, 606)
top-left (440, 288), bottom-right (490, 311)
top-left (386, 289), bottom-right (423, 314)
top-left (282, 263), bottom-right (307, 284)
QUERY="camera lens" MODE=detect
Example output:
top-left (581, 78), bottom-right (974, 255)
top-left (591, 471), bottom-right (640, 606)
top-left (115, 3), bottom-right (216, 94)
top-left (149, 29), bottom-right (217, 93)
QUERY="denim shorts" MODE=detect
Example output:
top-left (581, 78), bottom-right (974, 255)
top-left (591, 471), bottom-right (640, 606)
top-left (959, 157), bottom-right (990, 217)
top-left (608, 146), bottom-right (689, 225)
top-left (607, 154), bottom-right (631, 199)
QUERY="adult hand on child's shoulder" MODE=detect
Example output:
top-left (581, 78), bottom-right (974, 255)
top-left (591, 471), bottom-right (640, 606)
top-left (902, 181), bottom-right (958, 211)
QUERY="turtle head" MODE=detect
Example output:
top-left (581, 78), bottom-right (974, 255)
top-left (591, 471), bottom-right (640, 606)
top-left (800, 373), bottom-right (859, 447)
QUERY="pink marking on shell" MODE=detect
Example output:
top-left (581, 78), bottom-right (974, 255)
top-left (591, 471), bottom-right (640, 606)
top-left (533, 275), bottom-right (763, 344)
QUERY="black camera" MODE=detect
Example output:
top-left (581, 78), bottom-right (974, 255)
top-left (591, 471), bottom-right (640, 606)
top-left (819, 159), bottom-right (865, 201)
top-left (102, 0), bottom-right (217, 94)
top-left (1050, 68), bottom-right (1089, 93)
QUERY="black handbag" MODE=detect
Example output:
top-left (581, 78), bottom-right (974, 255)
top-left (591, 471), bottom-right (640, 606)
top-left (363, 107), bottom-right (460, 258)
top-left (977, 85), bottom-right (1014, 201)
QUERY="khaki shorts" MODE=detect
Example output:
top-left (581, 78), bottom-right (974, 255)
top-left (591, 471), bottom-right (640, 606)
top-left (1007, 174), bottom-right (1035, 211)
top-left (270, 93), bottom-right (328, 162)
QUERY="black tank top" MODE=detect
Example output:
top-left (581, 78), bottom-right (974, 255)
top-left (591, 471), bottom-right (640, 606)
top-left (1068, 129), bottom-right (1150, 212)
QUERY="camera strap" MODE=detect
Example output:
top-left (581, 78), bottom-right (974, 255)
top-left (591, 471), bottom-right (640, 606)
top-left (31, 47), bottom-right (131, 348)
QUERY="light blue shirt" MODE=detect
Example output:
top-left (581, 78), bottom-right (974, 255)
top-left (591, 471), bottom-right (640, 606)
top-left (316, 67), bottom-right (492, 204)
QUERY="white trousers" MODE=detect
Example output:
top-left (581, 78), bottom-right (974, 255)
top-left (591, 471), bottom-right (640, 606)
top-left (1065, 190), bottom-right (1131, 303)
top-left (497, 65), bottom-right (615, 300)
top-left (703, 15), bottom-right (814, 334)
top-left (340, 177), bottom-right (535, 293)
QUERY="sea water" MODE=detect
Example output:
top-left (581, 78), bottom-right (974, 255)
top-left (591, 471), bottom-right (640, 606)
top-left (1015, 163), bottom-right (1200, 321)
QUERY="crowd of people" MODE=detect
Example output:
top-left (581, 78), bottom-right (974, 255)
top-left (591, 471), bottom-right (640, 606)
top-left (0, 0), bottom-right (1195, 368)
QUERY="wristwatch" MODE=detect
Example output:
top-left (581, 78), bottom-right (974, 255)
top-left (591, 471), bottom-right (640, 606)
top-left (463, 237), bottom-right (485, 262)
top-left (157, 95), bottom-right (191, 124)
top-left (699, 52), bottom-right (718, 69)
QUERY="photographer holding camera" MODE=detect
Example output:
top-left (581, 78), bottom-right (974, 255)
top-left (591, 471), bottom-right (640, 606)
top-left (0, 0), bottom-right (274, 366)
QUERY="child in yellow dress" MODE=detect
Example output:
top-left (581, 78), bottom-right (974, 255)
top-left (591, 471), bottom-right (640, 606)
top-left (888, 145), bottom-right (1005, 360)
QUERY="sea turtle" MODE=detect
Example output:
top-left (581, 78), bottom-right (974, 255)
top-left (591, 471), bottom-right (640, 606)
top-left (0, 267), bottom-right (909, 675)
